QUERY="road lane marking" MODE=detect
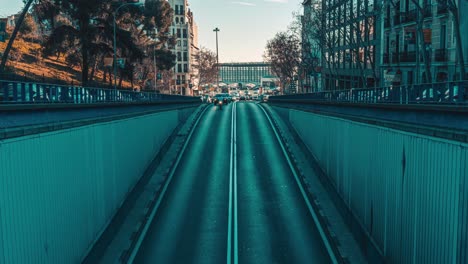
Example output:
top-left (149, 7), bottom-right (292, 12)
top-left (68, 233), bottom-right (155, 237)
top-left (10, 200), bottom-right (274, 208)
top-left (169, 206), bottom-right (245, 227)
top-left (227, 102), bottom-right (238, 264)
top-left (233, 102), bottom-right (238, 264)
top-left (258, 104), bottom-right (339, 264)
top-left (127, 105), bottom-right (210, 264)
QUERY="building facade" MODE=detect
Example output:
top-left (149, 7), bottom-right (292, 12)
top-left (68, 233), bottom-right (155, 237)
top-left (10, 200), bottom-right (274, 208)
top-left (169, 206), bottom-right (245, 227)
top-left (320, 0), bottom-right (382, 90)
top-left (382, 0), bottom-right (468, 85)
top-left (301, 0), bottom-right (322, 92)
top-left (167, 0), bottom-right (199, 95)
top-left (219, 62), bottom-right (273, 85)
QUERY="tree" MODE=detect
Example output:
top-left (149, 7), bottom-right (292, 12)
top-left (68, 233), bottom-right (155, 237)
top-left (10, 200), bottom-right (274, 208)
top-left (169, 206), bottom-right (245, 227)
top-left (31, 0), bottom-right (174, 86)
top-left (0, 0), bottom-right (34, 73)
top-left (194, 47), bottom-right (218, 88)
top-left (264, 31), bottom-right (301, 94)
top-left (291, 7), bottom-right (323, 92)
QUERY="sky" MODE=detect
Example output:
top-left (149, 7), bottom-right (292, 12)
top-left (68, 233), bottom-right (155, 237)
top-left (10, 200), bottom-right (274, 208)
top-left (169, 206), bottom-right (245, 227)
top-left (189, 0), bottom-right (301, 62)
top-left (2, 0), bottom-right (302, 63)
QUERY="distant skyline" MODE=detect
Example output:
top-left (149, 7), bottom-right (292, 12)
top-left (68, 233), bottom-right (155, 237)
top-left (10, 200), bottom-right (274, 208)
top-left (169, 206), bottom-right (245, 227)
top-left (2, 0), bottom-right (302, 62)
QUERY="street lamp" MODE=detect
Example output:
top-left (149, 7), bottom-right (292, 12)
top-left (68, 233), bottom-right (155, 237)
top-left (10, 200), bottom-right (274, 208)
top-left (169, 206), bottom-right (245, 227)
top-left (213, 27), bottom-right (220, 91)
top-left (113, 1), bottom-right (143, 90)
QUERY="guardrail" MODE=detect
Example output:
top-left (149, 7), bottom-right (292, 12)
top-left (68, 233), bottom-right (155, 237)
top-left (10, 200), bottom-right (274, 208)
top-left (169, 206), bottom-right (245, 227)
top-left (269, 81), bottom-right (468, 105)
top-left (0, 80), bottom-right (198, 104)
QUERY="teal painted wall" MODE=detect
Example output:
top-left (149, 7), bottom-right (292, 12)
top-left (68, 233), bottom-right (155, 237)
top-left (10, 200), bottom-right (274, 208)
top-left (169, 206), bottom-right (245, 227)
top-left (289, 109), bottom-right (468, 263)
top-left (0, 110), bottom-right (180, 263)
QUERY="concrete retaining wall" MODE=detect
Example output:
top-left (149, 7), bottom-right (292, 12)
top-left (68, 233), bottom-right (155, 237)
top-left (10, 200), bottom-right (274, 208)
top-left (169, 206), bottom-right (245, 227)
top-left (0, 109), bottom-right (188, 263)
top-left (287, 109), bottom-right (468, 263)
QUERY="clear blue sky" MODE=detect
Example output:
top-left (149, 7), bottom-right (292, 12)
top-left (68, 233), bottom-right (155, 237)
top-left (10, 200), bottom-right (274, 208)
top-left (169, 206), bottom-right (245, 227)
top-left (189, 0), bottom-right (301, 62)
top-left (2, 0), bottom-right (302, 62)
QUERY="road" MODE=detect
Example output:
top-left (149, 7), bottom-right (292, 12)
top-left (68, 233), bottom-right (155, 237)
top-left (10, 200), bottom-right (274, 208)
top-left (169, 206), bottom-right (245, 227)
top-left (133, 102), bottom-right (332, 264)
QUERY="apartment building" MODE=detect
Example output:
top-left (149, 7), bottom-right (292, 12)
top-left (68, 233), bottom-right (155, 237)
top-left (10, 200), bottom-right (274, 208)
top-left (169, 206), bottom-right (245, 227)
top-left (301, 0), bottom-right (322, 92)
top-left (382, 0), bottom-right (468, 86)
top-left (320, 0), bottom-right (382, 90)
top-left (167, 0), bottom-right (199, 95)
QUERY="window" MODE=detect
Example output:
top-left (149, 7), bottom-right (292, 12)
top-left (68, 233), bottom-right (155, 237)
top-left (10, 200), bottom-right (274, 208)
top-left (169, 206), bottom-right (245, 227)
top-left (177, 52), bottom-right (181, 61)
top-left (175, 5), bottom-right (179, 15)
top-left (440, 24), bottom-right (446, 49)
top-left (176, 17), bottom-right (179, 24)
top-left (183, 52), bottom-right (188, 61)
top-left (177, 29), bottom-right (181, 38)
top-left (184, 64), bottom-right (188, 73)
top-left (183, 29), bottom-right (187, 38)
top-left (183, 40), bottom-right (188, 47)
top-left (177, 64), bottom-right (182, 73)
top-left (177, 40), bottom-right (181, 46)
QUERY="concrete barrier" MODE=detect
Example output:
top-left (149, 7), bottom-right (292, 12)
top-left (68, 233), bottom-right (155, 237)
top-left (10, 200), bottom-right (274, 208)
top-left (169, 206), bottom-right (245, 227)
top-left (284, 108), bottom-right (468, 263)
top-left (0, 108), bottom-right (193, 263)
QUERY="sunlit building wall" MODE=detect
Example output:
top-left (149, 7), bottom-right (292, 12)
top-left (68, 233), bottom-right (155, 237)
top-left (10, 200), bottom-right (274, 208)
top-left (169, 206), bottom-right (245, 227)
top-left (168, 0), bottom-right (198, 95)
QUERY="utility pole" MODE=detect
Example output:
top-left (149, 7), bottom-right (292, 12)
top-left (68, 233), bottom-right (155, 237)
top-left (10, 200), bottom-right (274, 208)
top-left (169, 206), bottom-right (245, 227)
top-left (213, 27), bottom-right (220, 91)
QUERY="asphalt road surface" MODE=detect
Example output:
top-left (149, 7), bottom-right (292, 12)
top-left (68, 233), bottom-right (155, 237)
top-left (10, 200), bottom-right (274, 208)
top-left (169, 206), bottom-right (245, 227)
top-left (134, 102), bottom-right (332, 264)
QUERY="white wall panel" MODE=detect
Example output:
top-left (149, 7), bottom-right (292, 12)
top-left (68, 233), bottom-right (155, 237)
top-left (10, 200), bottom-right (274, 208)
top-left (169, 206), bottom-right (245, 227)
top-left (289, 109), bottom-right (467, 263)
top-left (0, 110), bottom-right (179, 263)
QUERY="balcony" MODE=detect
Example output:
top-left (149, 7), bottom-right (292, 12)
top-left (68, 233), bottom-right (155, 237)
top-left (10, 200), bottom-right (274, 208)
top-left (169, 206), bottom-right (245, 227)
top-left (402, 10), bottom-right (417, 23)
top-left (399, 51), bottom-right (417, 62)
top-left (394, 13), bottom-right (401, 25)
top-left (435, 49), bottom-right (448, 62)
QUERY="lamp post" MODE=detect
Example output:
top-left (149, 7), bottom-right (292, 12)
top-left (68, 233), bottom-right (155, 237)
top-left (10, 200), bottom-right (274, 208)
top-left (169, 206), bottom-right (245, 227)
top-left (113, 1), bottom-right (143, 90)
top-left (213, 27), bottom-right (220, 91)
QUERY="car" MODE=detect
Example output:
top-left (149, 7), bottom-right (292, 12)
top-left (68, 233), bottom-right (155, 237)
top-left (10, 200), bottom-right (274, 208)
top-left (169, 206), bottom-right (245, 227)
top-left (239, 96), bottom-right (246, 101)
top-left (213, 93), bottom-right (229, 104)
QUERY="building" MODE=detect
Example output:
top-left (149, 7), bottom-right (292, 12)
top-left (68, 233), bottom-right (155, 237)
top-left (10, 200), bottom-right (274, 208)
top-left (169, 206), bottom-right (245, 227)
top-left (219, 62), bottom-right (273, 86)
top-left (6, 14), bottom-right (17, 31)
top-left (187, 9), bottom-right (199, 94)
top-left (382, 0), bottom-right (468, 85)
top-left (167, 0), bottom-right (199, 95)
top-left (320, 0), bottom-right (382, 90)
top-left (301, 0), bottom-right (322, 92)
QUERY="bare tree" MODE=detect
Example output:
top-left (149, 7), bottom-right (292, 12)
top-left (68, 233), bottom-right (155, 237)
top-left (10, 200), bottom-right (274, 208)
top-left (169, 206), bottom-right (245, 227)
top-left (194, 47), bottom-right (218, 88)
top-left (264, 31), bottom-right (301, 94)
top-left (291, 8), bottom-right (322, 92)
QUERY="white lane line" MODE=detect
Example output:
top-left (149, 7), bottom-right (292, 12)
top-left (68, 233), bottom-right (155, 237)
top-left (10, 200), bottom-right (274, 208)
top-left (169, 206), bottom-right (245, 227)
top-left (227, 102), bottom-right (239, 264)
top-left (227, 102), bottom-right (235, 264)
top-left (258, 104), bottom-right (339, 264)
top-left (127, 106), bottom-right (209, 264)
top-left (233, 102), bottom-right (239, 264)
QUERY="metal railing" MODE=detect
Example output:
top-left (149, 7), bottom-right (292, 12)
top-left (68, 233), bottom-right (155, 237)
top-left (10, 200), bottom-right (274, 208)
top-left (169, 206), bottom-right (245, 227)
top-left (0, 80), bottom-right (199, 104)
top-left (269, 81), bottom-right (468, 105)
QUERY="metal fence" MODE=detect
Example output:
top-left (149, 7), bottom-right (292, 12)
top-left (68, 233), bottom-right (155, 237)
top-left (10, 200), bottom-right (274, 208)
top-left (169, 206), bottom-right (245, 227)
top-left (270, 81), bottom-right (468, 105)
top-left (0, 80), bottom-right (198, 104)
